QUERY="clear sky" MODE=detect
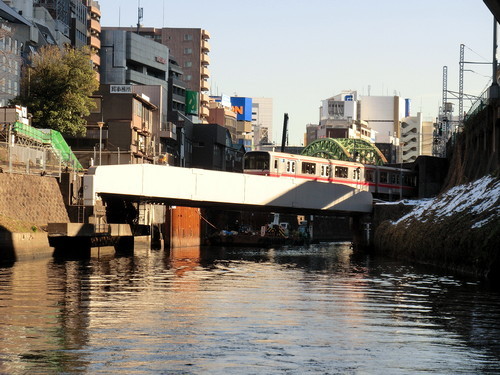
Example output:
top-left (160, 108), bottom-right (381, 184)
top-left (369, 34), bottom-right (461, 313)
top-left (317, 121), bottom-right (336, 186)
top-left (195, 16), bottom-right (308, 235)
top-left (98, 0), bottom-right (495, 145)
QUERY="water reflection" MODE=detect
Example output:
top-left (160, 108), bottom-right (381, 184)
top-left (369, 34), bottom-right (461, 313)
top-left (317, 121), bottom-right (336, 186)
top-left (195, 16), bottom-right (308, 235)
top-left (0, 243), bottom-right (499, 374)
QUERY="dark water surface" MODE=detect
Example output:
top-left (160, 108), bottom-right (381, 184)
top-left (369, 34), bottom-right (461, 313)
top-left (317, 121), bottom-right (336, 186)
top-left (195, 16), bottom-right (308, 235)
top-left (1, 243), bottom-right (500, 374)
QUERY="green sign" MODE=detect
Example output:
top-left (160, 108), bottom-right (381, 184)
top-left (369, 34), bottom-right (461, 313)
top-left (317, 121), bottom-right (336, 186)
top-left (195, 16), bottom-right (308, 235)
top-left (185, 91), bottom-right (199, 115)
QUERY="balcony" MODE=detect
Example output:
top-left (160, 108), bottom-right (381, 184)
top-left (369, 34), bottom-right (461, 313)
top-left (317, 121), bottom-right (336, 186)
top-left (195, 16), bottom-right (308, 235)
top-left (200, 106), bottom-right (209, 118)
top-left (201, 65), bottom-right (209, 79)
top-left (200, 93), bottom-right (210, 104)
top-left (202, 39), bottom-right (210, 52)
top-left (90, 3), bottom-right (101, 18)
top-left (91, 53), bottom-right (100, 66)
top-left (200, 79), bottom-right (209, 92)
top-left (201, 53), bottom-right (210, 65)
top-left (90, 35), bottom-right (101, 50)
top-left (90, 18), bottom-right (101, 33)
top-left (159, 122), bottom-right (177, 141)
top-left (202, 29), bottom-right (210, 40)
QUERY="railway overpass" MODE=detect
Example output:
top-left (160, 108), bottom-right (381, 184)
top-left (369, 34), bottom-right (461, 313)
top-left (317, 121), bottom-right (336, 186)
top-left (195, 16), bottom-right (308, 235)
top-left (82, 164), bottom-right (373, 215)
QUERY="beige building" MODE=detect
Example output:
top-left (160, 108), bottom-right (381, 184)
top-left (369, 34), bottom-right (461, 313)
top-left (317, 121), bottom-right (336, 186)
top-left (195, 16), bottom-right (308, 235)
top-left (207, 101), bottom-right (237, 141)
top-left (421, 120), bottom-right (434, 156)
top-left (251, 97), bottom-right (273, 145)
top-left (86, 0), bottom-right (101, 79)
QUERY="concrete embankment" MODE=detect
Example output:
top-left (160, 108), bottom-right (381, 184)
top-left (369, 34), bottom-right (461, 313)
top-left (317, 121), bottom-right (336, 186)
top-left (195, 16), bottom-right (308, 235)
top-left (0, 173), bottom-right (69, 260)
top-left (373, 175), bottom-right (500, 280)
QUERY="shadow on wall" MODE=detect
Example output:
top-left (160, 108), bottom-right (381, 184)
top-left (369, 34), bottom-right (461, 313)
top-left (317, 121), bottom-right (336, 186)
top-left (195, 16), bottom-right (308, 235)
top-left (0, 227), bottom-right (16, 265)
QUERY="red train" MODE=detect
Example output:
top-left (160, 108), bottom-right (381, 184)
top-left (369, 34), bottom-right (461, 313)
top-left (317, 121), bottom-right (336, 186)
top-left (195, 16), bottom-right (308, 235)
top-left (243, 151), bottom-right (417, 199)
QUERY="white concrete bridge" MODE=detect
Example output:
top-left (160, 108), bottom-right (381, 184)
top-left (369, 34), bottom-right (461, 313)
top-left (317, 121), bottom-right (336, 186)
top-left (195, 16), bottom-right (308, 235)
top-left (83, 164), bottom-right (373, 215)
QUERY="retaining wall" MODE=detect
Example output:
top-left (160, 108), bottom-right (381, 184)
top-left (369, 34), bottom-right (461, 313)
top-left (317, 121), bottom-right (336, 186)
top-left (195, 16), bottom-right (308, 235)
top-left (0, 173), bottom-right (70, 259)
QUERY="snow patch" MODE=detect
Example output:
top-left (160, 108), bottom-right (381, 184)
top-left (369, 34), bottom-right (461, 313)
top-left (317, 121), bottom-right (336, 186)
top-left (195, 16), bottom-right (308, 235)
top-left (391, 175), bottom-right (500, 229)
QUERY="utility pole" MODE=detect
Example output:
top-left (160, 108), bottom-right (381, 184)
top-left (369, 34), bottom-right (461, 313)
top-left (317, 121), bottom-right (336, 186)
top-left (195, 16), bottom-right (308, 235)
top-left (280, 113), bottom-right (289, 153)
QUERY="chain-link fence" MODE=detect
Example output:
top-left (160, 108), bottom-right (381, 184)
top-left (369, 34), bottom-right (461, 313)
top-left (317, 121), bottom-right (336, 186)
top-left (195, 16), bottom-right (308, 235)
top-left (0, 140), bottom-right (64, 177)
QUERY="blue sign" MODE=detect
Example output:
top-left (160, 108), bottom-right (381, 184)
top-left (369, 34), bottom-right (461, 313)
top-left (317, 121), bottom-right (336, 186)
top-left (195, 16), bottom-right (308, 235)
top-left (230, 97), bottom-right (252, 121)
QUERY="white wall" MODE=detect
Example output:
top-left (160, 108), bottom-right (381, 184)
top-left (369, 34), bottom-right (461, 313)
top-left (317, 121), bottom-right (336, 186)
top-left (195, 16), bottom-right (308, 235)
top-left (359, 96), bottom-right (405, 143)
top-left (252, 97), bottom-right (273, 143)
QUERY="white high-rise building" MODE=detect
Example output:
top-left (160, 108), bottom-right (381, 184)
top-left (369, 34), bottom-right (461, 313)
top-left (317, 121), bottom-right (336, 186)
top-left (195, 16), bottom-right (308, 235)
top-left (359, 95), bottom-right (406, 143)
top-left (251, 97), bottom-right (273, 145)
top-left (400, 112), bottom-right (423, 162)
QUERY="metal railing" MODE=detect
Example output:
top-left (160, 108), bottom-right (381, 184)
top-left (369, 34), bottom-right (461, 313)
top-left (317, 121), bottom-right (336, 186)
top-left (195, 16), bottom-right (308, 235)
top-left (464, 89), bottom-right (489, 124)
top-left (0, 140), bottom-right (65, 177)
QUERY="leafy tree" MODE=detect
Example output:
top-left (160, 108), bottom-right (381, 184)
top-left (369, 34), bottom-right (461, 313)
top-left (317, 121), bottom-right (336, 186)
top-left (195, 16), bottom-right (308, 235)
top-left (12, 45), bottom-right (99, 136)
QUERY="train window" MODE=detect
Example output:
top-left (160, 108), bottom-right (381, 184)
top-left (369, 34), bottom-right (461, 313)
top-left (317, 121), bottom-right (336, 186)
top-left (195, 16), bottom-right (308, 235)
top-left (389, 174), bottom-right (400, 184)
top-left (379, 171), bottom-right (388, 183)
top-left (365, 170), bottom-right (375, 182)
top-left (353, 168), bottom-right (361, 180)
top-left (287, 161), bottom-right (291, 172)
top-left (321, 165), bottom-right (330, 177)
top-left (291, 161), bottom-right (295, 173)
top-left (302, 162), bottom-right (316, 175)
top-left (244, 152), bottom-right (269, 170)
top-left (334, 166), bottom-right (348, 178)
top-left (274, 160), bottom-right (278, 169)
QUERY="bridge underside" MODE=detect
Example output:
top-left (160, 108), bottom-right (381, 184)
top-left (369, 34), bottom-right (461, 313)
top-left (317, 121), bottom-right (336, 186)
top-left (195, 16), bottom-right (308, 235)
top-left (83, 164), bottom-right (373, 216)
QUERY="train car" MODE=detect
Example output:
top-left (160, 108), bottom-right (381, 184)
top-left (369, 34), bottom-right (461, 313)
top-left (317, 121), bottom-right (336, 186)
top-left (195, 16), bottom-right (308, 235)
top-left (243, 151), bottom-right (417, 199)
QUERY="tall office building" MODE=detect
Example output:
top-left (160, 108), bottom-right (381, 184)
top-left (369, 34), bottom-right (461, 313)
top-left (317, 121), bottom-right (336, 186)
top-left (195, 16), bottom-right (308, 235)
top-left (105, 27), bottom-right (211, 123)
top-left (85, 0), bottom-right (101, 78)
top-left (251, 97), bottom-right (273, 145)
top-left (151, 27), bottom-right (210, 124)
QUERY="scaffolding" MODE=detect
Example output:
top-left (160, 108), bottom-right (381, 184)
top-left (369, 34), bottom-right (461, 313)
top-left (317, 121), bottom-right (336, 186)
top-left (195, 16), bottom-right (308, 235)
top-left (0, 121), bottom-right (83, 174)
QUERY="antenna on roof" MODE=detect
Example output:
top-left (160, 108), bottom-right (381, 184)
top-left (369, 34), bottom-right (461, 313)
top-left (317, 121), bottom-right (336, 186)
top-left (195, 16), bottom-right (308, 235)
top-left (137, 0), bottom-right (143, 34)
top-left (162, 0), bottom-right (165, 27)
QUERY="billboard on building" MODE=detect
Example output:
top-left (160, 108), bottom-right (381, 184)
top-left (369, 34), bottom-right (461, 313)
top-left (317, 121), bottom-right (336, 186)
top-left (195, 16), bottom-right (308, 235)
top-left (405, 98), bottom-right (411, 117)
top-left (231, 97), bottom-right (252, 122)
top-left (185, 91), bottom-right (199, 115)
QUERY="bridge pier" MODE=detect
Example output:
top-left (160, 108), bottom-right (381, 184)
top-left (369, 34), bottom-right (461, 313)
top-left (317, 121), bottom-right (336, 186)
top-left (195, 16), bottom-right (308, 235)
top-left (351, 214), bottom-right (373, 251)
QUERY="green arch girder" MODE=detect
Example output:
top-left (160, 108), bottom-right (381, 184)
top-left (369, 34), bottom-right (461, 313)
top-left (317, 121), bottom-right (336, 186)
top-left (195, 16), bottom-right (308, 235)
top-left (301, 138), bottom-right (387, 166)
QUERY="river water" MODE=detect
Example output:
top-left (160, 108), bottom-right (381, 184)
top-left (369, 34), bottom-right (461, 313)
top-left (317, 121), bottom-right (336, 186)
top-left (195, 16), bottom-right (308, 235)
top-left (1, 242), bottom-right (500, 374)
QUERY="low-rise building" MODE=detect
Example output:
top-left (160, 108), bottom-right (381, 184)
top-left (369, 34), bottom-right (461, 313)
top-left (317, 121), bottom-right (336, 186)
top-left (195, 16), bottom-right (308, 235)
top-left (66, 84), bottom-right (158, 167)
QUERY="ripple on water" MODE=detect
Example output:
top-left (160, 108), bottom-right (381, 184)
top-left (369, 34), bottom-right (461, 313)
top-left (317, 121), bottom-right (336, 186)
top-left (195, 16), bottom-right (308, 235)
top-left (0, 243), bottom-right (500, 374)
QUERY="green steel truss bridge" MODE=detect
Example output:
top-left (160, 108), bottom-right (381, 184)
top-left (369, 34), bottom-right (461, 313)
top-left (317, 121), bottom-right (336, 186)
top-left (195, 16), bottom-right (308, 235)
top-left (301, 138), bottom-right (387, 166)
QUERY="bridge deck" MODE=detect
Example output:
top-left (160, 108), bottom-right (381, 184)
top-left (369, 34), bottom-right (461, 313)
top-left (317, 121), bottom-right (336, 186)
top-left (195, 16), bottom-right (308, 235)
top-left (83, 164), bottom-right (373, 214)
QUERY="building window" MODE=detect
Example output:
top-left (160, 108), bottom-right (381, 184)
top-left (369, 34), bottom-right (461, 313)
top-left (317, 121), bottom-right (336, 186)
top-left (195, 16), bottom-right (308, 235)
top-left (184, 48), bottom-right (192, 54)
top-left (184, 61), bottom-right (192, 68)
top-left (184, 34), bottom-right (193, 41)
top-left (185, 75), bottom-right (192, 81)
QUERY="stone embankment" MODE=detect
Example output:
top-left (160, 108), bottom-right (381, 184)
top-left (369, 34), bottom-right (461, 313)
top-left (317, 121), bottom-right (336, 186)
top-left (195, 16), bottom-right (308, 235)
top-left (374, 99), bottom-right (500, 281)
top-left (374, 175), bottom-right (500, 280)
top-left (0, 173), bottom-right (69, 258)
